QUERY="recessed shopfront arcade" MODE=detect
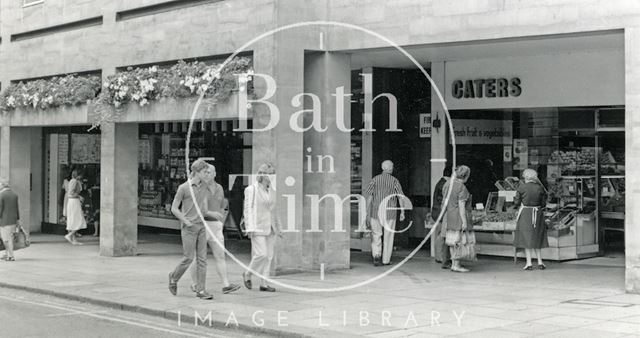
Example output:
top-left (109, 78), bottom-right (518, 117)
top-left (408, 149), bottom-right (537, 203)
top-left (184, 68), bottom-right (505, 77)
top-left (347, 31), bottom-right (625, 264)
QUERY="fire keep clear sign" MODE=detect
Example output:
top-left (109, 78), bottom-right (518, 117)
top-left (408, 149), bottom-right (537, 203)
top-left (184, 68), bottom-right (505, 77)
top-left (420, 113), bottom-right (431, 138)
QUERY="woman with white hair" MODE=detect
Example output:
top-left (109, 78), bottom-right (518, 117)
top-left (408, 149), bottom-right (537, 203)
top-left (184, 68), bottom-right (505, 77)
top-left (513, 168), bottom-right (548, 270)
top-left (242, 163), bottom-right (282, 292)
top-left (443, 165), bottom-right (474, 273)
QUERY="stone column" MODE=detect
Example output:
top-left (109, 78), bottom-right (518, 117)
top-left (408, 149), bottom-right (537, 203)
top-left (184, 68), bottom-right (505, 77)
top-left (0, 127), bottom-right (42, 234)
top-left (430, 61), bottom-right (447, 257)
top-left (0, 126), bottom-right (10, 179)
top-left (100, 122), bottom-right (138, 256)
top-left (8, 127), bottom-right (33, 233)
top-left (302, 52), bottom-right (352, 270)
top-left (625, 27), bottom-right (640, 293)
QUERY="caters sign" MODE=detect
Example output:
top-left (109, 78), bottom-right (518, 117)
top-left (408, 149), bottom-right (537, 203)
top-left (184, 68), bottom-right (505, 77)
top-left (451, 77), bottom-right (522, 99)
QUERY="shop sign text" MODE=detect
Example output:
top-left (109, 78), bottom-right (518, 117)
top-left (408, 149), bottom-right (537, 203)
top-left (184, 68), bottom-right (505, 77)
top-left (451, 77), bottom-right (522, 99)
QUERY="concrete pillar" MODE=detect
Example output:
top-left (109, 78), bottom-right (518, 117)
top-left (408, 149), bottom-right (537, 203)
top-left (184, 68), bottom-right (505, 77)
top-left (430, 62), bottom-right (447, 258)
top-left (100, 122), bottom-right (138, 256)
top-left (302, 52), bottom-right (352, 270)
top-left (0, 126), bottom-right (10, 179)
top-left (625, 27), bottom-right (640, 293)
top-left (0, 127), bottom-right (43, 235)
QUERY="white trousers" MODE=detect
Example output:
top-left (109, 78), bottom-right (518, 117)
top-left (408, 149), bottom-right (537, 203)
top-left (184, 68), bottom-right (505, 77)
top-left (247, 233), bottom-right (275, 286)
top-left (370, 218), bottom-right (396, 264)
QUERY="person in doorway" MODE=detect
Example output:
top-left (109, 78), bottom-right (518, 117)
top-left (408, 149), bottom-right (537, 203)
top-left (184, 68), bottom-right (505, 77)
top-left (0, 178), bottom-right (20, 261)
top-left (168, 159), bottom-right (214, 300)
top-left (431, 165), bottom-right (453, 269)
top-left (242, 163), bottom-right (282, 292)
top-left (443, 165), bottom-right (474, 273)
top-left (188, 164), bottom-right (241, 295)
top-left (513, 168), bottom-right (548, 270)
top-left (64, 170), bottom-right (87, 245)
top-left (364, 160), bottom-right (407, 266)
top-left (60, 168), bottom-right (71, 223)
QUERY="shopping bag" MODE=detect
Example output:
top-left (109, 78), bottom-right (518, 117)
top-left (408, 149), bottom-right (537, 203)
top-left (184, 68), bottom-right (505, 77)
top-left (445, 230), bottom-right (461, 246)
top-left (0, 226), bottom-right (30, 251)
top-left (450, 243), bottom-right (477, 261)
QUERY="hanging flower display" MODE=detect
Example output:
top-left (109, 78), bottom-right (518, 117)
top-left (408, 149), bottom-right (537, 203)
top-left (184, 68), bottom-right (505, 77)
top-left (0, 74), bottom-right (102, 111)
top-left (92, 57), bottom-right (253, 128)
top-left (0, 57), bottom-right (254, 129)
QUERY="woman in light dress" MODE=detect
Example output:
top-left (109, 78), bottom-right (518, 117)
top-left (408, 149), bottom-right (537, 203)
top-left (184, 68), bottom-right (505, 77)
top-left (64, 170), bottom-right (87, 245)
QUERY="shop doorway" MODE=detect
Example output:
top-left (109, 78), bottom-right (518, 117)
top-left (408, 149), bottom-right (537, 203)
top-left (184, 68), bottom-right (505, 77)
top-left (42, 126), bottom-right (101, 236)
top-left (350, 67), bottom-right (432, 252)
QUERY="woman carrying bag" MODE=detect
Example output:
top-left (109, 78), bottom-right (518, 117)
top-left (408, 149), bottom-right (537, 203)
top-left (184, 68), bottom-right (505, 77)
top-left (0, 178), bottom-right (27, 261)
top-left (442, 165), bottom-right (476, 273)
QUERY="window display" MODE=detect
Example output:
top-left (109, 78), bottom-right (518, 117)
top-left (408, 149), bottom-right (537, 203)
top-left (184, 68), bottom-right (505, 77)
top-left (137, 122), bottom-right (251, 227)
top-left (451, 107), bottom-right (623, 260)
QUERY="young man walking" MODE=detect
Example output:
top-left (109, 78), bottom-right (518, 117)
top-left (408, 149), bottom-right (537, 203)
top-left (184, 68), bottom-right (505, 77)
top-left (364, 160), bottom-right (407, 266)
top-left (188, 163), bottom-right (240, 294)
top-left (168, 159), bottom-right (214, 300)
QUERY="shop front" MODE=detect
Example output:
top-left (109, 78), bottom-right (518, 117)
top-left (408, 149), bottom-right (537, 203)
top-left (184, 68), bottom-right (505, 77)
top-left (429, 46), bottom-right (625, 260)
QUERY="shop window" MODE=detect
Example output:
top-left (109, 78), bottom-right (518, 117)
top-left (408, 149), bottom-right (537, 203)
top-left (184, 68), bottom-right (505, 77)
top-left (138, 122), bottom-right (251, 228)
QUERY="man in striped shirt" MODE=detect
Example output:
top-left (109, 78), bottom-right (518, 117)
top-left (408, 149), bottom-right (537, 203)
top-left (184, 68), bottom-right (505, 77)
top-left (364, 160), bottom-right (407, 266)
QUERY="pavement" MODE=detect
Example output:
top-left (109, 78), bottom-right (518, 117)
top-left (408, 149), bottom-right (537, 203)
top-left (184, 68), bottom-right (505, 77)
top-left (1, 233), bottom-right (640, 337)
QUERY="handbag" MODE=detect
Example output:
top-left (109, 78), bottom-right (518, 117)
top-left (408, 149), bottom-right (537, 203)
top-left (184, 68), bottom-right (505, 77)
top-left (0, 225), bottom-right (30, 251)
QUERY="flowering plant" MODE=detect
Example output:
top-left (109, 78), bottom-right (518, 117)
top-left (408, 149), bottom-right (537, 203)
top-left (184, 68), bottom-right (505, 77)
top-left (0, 75), bottom-right (101, 111)
top-left (92, 57), bottom-right (253, 128)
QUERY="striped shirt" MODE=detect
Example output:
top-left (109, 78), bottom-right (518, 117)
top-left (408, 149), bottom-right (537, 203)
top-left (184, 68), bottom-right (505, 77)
top-left (364, 172), bottom-right (405, 221)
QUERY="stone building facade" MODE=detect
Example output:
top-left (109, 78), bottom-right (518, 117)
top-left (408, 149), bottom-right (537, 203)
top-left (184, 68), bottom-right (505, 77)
top-left (0, 0), bottom-right (639, 292)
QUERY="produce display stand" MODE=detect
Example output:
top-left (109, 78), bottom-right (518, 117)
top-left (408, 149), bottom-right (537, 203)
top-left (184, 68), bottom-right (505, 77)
top-left (473, 211), bottom-right (599, 261)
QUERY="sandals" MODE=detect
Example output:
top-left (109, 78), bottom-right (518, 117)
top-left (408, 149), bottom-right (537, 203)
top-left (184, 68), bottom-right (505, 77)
top-left (538, 263), bottom-right (546, 270)
top-left (523, 265), bottom-right (533, 271)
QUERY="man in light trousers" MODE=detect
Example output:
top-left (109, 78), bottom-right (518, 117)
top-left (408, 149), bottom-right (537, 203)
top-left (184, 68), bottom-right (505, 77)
top-left (365, 160), bottom-right (407, 266)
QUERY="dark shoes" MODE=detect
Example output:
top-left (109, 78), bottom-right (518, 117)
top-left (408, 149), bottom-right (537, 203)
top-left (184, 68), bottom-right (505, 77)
top-left (196, 290), bottom-right (214, 300)
top-left (441, 262), bottom-right (452, 269)
top-left (259, 286), bottom-right (276, 292)
top-left (168, 273), bottom-right (177, 296)
top-left (243, 272), bottom-right (252, 290)
top-left (223, 283), bottom-right (241, 294)
top-left (523, 265), bottom-right (533, 271)
top-left (373, 256), bottom-right (382, 266)
top-left (538, 263), bottom-right (547, 270)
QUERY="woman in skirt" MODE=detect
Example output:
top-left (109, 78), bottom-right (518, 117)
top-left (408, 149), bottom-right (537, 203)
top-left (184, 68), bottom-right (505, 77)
top-left (64, 170), bottom-right (87, 245)
top-left (513, 168), bottom-right (548, 270)
top-left (443, 165), bottom-right (474, 273)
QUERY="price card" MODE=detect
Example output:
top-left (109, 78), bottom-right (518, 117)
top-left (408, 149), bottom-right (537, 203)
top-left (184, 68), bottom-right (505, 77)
top-left (499, 190), bottom-right (517, 202)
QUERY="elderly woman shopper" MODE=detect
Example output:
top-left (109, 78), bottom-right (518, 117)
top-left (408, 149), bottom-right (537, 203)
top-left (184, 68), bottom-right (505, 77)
top-left (442, 165), bottom-right (475, 273)
top-left (64, 170), bottom-right (87, 245)
top-left (513, 168), bottom-right (548, 270)
top-left (243, 163), bottom-right (282, 292)
top-left (0, 178), bottom-right (21, 261)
